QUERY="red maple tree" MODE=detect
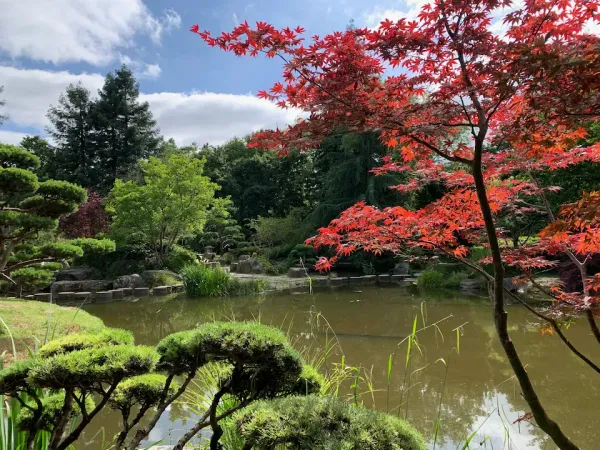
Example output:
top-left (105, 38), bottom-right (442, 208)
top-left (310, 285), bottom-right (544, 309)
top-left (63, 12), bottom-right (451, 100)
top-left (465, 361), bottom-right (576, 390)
top-left (193, 1), bottom-right (600, 448)
top-left (59, 190), bottom-right (110, 238)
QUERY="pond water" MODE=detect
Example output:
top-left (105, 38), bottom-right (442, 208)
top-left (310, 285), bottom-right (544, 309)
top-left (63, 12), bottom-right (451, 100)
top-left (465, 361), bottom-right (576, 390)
top-left (82, 285), bottom-right (598, 450)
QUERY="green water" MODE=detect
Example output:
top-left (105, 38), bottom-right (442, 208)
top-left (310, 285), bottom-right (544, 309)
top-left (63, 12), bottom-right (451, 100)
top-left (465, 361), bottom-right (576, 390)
top-left (82, 285), bottom-right (599, 449)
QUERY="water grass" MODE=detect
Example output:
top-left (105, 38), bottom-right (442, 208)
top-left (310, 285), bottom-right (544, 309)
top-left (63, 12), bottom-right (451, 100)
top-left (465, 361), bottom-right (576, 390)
top-left (181, 265), bottom-right (265, 298)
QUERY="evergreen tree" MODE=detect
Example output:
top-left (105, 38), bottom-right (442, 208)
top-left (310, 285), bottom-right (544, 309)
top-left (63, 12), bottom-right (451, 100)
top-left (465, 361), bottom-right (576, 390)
top-left (46, 83), bottom-right (96, 186)
top-left (20, 135), bottom-right (56, 181)
top-left (94, 65), bottom-right (160, 192)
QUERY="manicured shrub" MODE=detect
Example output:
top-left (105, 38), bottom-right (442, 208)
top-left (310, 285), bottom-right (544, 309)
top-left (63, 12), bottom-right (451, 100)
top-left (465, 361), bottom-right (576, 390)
top-left (109, 374), bottom-right (178, 411)
top-left (37, 327), bottom-right (134, 358)
top-left (292, 364), bottom-right (325, 395)
top-left (234, 395), bottom-right (427, 450)
top-left (417, 270), bottom-right (445, 290)
top-left (145, 271), bottom-right (180, 288)
top-left (17, 392), bottom-right (95, 432)
top-left (0, 359), bottom-right (34, 394)
top-left (165, 244), bottom-right (199, 273)
top-left (29, 345), bottom-right (158, 389)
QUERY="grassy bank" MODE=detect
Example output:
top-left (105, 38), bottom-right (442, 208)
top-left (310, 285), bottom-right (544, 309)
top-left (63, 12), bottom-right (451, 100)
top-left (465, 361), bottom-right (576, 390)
top-left (0, 299), bottom-right (104, 363)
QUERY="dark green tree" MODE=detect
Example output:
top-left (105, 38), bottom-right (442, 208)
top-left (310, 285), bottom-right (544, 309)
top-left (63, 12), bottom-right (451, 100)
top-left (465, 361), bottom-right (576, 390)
top-left (190, 197), bottom-right (245, 254)
top-left (20, 136), bottom-right (56, 181)
top-left (0, 143), bottom-right (114, 294)
top-left (46, 83), bottom-right (97, 186)
top-left (94, 65), bottom-right (160, 192)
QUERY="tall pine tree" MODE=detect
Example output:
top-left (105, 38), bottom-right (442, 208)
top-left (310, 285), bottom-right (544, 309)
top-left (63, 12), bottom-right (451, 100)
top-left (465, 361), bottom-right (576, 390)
top-left (94, 65), bottom-right (160, 192)
top-left (46, 83), bottom-right (97, 187)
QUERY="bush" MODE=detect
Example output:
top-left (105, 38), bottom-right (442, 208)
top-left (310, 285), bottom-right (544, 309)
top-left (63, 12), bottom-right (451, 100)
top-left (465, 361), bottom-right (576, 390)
top-left (441, 271), bottom-right (470, 288)
top-left (109, 374), bottom-right (178, 411)
top-left (145, 271), bottom-right (180, 288)
top-left (38, 327), bottom-right (133, 358)
top-left (231, 246), bottom-right (259, 257)
top-left (233, 395), bottom-right (427, 450)
top-left (165, 245), bottom-right (199, 273)
top-left (17, 392), bottom-right (95, 431)
top-left (417, 270), bottom-right (445, 290)
top-left (181, 265), bottom-right (265, 297)
top-left (181, 264), bottom-right (230, 297)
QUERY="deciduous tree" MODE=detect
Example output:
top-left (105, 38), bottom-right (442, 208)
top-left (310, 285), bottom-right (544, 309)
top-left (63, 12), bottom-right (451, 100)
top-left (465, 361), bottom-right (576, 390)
top-left (194, 2), bottom-right (600, 448)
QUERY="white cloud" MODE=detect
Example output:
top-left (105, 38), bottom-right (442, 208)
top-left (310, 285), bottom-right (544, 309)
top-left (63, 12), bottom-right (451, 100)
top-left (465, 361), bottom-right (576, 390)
top-left (0, 130), bottom-right (28, 145)
top-left (233, 13), bottom-right (240, 25)
top-left (363, 1), bottom-right (431, 28)
top-left (142, 91), bottom-right (299, 146)
top-left (140, 64), bottom-right (162, 80)
top-left (0, 0), bottom-right (181, 66)
top-left (0, 66), bottom-right (300, 146)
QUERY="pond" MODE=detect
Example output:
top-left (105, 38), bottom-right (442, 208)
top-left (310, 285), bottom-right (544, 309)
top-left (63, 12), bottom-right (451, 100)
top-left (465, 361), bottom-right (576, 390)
top-left (82, 285), bottom-right (598, 450)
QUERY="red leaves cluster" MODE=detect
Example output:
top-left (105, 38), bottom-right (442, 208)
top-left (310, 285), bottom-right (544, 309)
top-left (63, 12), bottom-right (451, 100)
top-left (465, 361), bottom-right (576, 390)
top-left (193, 1), bottom-right (600, 308)
top-left (59, 191), bottom-right (110, 239)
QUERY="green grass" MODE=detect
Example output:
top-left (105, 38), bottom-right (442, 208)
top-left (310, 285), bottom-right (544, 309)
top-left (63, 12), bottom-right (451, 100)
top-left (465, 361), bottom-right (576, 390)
top-left (0, 300), bottom-right (104, 364)
top-left (181, 265), bottom-right (265, 297)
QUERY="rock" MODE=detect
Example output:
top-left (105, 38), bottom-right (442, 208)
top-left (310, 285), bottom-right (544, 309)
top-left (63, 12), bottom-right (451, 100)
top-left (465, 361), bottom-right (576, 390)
top-left (110, 289), bottom-right (124, 300)
top-left (141, 270), bottom-right (182, 283)
top-left (378, 274), bottom-right (392, 283)
top-left (349, 276), bottom-right (363, 285)
top-left (51, 280), bottom-right (112, 295)
top-left (287, 267), bottom-right (307, 278)
top-left (230, 262), bottom-right (238, 273)
top-left (113, 274), bottom-right (145, 289)
top-left (393, 262), bottom-right (410, 275)
top-left (56, 292), bottom-right (74, 304)
top-left (236, 258), bottom-right (264, 274)
top-left (392, 274), bottom-right (411, 283)
top-left (361, 275), bottom-right (377, 284)
top-left (55, 266), bottom-right (99, 281)
top-left (34, 293), bottom-right (52, 302)
top-left (153, 286), bottom-right (172, 296)
top-left (122, 288), bottom-right (134, 297)
top-left (172, 284), bottom-right (184, 293)
top-left (460, 279), bottom-right (482, 291)
top-left (134, 287), bottom-right (150, 297)
top-left (94, 291), bottom-right (113, 303)
top-left (329, 277), bottom-right (348, 286)
top-left (239, 255), bottom-right (251, 261)
top-left (73, 292), bottom-right (93, 303)
top-left (312, 278), bottom-right (329, 287)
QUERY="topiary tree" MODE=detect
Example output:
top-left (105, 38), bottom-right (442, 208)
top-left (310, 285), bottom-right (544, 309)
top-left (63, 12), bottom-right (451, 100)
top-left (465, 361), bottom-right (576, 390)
top-left (0, 322), bottom-right (319, 450)
top-left (0, 143), bottom-right (114, 295)
top-left (233, 395), bottom-right (427, 450)
top-left (191, 197), bottom-right (245, 254)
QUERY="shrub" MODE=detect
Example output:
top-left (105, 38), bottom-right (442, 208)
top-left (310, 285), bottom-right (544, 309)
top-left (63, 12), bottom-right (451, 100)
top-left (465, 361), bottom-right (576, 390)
top-left (292, 364), bottom-right (325, 395)
top-left (417, 270), bottom-right (445, 290)
top-left (165, 245), bottom-right (199, 273)
top-left (225, 277), bottom-right (266, 296)
top-left (441, 270), bottom-right (471, 288)
top-left (109, 374), bottom-right (178, 411)
top-left (145, 272), bottom-right (180, 288)
top-left (59, 190), bottom-right (110, 239)
top-left (233, 395), bottom-right (427, 450)
top-left (37, 327), bottom-right (133, 358)
top-left (181, 264), bottom-right (230, 297)
top-left (17, 392), bottom-right (95, 432)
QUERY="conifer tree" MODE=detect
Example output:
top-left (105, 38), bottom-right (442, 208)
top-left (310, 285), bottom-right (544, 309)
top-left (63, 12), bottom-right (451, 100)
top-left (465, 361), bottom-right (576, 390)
top-left (94, 65), bottom-right (160, 192)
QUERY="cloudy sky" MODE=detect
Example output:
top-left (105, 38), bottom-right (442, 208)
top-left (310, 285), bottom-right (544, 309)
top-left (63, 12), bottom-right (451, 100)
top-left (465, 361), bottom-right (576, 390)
top-left (0, 0), bottom-right (425, 146)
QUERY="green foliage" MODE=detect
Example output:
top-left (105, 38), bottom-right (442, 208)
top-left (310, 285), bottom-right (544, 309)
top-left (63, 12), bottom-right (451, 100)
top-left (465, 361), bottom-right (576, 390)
top-left (442, 271), bottom-right (471, 289)
top-left (0, 360), bottom-right (34, 395)
top-left (0, 143), bottom-right (40, 171)
top-left (191, 197), bottom-right (245, 254)
top-left (181, 264), bottom-right (231, 297)
top-left (28, 345), bottom-right (158, 389)
top-left (144, 272), bottom-right (180, 288)
top-left (37, 328), bottom-right (133, 359)
top-left (107, 152), bottom-right (219, 266)
top-left (165, 245), bottom-right (199, 273)
top-left (70, 238), bottom-right (115, 255)
top-left (109, 374), bottom-right (177, 411)
top-left (38, 242), bottom-right (83, 259)
top-left (11, 268), bottom-right (54, 291)
top-left (17, 392), bottom-right (95, 432)
top-left (233, 395), bottom-right (427, 450)
top-left (155, 329), bottom-right (204, 376)
top-left (417, 270), bottom-right (445, 290)
top-left (292, 364), bottom-right (325, 395)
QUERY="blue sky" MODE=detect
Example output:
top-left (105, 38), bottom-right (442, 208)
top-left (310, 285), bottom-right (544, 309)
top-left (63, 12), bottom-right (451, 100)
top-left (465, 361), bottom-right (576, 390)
top-left (0, 0), bottom-right (422, 146)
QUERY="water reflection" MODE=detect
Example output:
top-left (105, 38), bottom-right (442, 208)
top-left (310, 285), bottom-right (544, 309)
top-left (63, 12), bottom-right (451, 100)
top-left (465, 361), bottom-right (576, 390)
top-left (83, 286), bottom-right (599, 450)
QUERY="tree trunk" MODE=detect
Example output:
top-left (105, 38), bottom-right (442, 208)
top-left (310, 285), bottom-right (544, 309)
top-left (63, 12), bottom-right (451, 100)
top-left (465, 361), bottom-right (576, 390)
top-left (472, 144), bottom-right (580, 450)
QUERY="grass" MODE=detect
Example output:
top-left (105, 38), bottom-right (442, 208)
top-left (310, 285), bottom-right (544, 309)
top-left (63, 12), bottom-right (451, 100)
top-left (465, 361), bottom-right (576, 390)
top-left (0, 300), bottom-right (104, 364)
top-left (181, 265), bottom-right (265, 298)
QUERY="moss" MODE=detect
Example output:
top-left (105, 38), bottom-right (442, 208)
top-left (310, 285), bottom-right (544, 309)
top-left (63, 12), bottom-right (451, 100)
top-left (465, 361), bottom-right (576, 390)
top-left (109, 374), bottom-right (178, 411)
top-left (28, 345), bottom-right (158, 389)
top-left (17, 392), bottom-right (95, 431)
top-left (234, 395), bottom-right (427, 450)
top-left (38, 328), bottom-right (134, 359)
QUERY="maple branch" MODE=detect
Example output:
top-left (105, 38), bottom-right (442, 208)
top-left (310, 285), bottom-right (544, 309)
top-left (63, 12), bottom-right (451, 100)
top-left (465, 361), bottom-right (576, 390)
top-left (586, 309), bottom-right (600, 345)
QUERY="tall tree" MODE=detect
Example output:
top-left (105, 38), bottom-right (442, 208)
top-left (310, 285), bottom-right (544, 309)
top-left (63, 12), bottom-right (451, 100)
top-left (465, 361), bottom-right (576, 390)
top-left (195, 2), bottom-right (600, 448)
top-left (46, 84), bottom-right (96, 186)
top-left (20, 135), bottom-right (56, 181)
top-left (94, 65), bottom-right (160, 192)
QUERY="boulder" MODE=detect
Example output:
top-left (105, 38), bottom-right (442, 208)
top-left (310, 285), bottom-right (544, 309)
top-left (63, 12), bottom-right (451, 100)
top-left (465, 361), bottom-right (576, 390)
top-left (113, 274), bottom-right (145, 289)
top-left (51, 280), bottom-right (112, 295)
top-left (55, 266), bottom-right (99, 281)
top-left (153, 286), bottom-right (172, 296)
top-left (393, 262), bottom-right (410, 275)
top-left (287, 267), bottom-right (307, 278)
top-left (134, 287), bottom-right (150, 297)
top-left (94, 291), bottom-right (113, 303)
top-left (238, 255), bottom-right (251, 261)
top-left (110, 289), bottom-right (124, 300)
top-left (236, 258), bottom-right (264, 275)
top-left (230, 262), bottom-right (238, 273)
